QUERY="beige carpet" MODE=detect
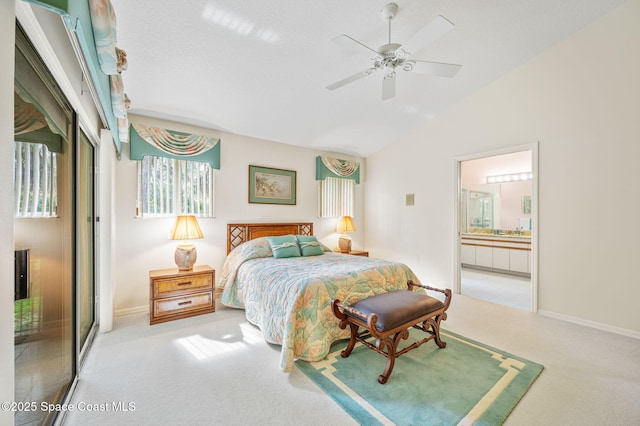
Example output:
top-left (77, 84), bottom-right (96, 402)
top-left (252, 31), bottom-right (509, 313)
top-left (63, 295), bottom-right (640, 425)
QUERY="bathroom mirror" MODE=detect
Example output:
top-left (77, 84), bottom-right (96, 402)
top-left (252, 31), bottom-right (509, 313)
top-left (462, 181), bottom-right (532, 232)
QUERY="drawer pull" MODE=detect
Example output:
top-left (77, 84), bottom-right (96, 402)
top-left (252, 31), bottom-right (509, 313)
top-left (177, 281), bottom-right (192, 286)
top-left (178, 300), bottom-right (193, 306)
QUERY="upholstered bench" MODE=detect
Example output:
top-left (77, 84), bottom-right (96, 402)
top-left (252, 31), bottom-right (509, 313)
top-left (332, 280), bottom-right (452, 384)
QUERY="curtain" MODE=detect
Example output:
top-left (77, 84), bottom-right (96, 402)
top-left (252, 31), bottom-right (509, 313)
top-left (14, 91), bottom-right (48, 135)
top-left (130, 124), bottom-right (221, 169)
top-left (316, 156), bottom-right (360, 184)
top-left (88, 0), bottom-right (119, 75)
top-left (14, 49), bottom-right (68, 141)
top-left (24, 0), bottom-right (128, 155)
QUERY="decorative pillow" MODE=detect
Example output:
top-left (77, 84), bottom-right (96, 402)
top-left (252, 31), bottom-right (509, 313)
top-left (297, 235), bottom-right (324, 257)
top-left (267, 235), bottom-right (301, 258)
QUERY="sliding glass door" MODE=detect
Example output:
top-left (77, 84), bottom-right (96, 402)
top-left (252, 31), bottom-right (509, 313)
top-left (14, 24), bottom-right (97, 425)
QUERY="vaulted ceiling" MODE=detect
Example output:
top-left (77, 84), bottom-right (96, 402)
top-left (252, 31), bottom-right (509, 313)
top-left (111, 0), bottom-right (624, 157)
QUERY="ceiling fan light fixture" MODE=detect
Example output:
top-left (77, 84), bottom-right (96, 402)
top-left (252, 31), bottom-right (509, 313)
top-left (402, 60), bottom-right (415, 72)
top-left (326, 2), bottom-right (461, 100)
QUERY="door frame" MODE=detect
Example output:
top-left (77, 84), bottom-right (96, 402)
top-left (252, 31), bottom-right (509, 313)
top-left (453, 142), bottom-right (539, 313)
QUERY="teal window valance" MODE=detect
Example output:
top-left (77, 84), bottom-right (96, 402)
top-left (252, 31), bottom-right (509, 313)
top-left (130, 124), bottom-right (220, 169)
top-left (24, 0), bottom-right (129, 155)
top-left (316, 156), bottom-right (360, 184)
top-left (14, 45), bottom-right (66, 153)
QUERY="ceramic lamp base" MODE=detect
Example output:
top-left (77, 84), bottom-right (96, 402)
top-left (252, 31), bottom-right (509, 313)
top-left (338, 236), bottom-right (352, 253)
top-left (175, 245), bottom-right (197, 271)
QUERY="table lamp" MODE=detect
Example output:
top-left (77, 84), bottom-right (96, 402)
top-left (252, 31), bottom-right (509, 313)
top-left (336, 215), bottom-right (355, 253)
top-left (170, 215), bottom-right (204, 271)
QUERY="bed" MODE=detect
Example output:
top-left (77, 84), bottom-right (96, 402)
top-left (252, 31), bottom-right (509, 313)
top-left (219, 223), bottom-right (419, 372)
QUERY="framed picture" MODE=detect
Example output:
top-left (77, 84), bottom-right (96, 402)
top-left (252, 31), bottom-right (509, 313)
top-left (248, 165), bottom-right (296, 205)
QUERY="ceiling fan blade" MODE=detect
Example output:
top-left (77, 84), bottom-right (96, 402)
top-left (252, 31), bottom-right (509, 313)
top-left (381, 70), bottom-right (396, 101)
top-left (400, 15), bottom-right (454, 56)
top-left (332, 34), bottom-right (380, 55)
top-left (326, 68), bottom-right (376, 91)
top-left (403, 60), bottom-right (461, 78)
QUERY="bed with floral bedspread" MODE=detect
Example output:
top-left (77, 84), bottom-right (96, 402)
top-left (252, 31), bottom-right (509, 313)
top-left (218, 236), bottom-right (418, 372)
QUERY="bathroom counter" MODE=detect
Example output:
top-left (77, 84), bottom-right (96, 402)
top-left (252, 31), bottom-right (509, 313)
top-left (461, 233), bottom-right (531, 241)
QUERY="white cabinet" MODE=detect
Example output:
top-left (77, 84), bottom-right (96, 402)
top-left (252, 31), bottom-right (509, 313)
top-left (461, 235), bottom-right (531, 276)
top-left (492, 248), bottom-right (510, 270)
top-left (475, 246), bottom-right (493, 268)
top-left (509, 249), bottom-right (529, 273)
top-left (461, 244), bottom-right (476, 265)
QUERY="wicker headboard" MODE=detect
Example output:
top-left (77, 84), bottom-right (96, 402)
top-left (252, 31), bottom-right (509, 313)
top-left (227, 223), bottom-right (314, 254)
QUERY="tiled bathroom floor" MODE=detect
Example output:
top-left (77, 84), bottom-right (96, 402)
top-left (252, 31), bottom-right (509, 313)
top-left (461, 267), bottom-right (531, 311)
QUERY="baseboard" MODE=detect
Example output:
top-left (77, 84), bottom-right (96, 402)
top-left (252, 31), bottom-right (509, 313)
top-left (538, 309), bottom-right (640, 340)
top-left (462, 264), bottom-right (531, 278)
top-left (114, 306), bottom-right (148, 317)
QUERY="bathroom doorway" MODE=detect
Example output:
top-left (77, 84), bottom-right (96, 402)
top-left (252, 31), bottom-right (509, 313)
top-left (455, 144), bottom-right (538, 312)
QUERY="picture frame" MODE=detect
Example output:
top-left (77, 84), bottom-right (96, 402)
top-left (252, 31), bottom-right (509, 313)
top-left (248, 165), bottom-right (297, 205)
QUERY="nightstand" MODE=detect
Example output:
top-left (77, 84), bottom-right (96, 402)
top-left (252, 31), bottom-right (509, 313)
top-left (149, 265), bottom-right (215, 325)
top-left (342, 250), bottom-right (369, 257)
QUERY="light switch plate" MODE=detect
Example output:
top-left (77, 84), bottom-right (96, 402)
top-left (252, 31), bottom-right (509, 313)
top-left (406, 193), bottom-right (415, 206)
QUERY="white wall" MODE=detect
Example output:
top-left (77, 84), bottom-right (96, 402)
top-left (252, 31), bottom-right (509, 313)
top-left (460, 151), bottom-right (532, 185)
top-left (0, 1), bottom-right (16, 423)
top-left (99, 130), bottom-right (118, 332)
top-left (365, 0), bottom-right (640, 335)
top-left (113, 114), bottom-right (365, 314)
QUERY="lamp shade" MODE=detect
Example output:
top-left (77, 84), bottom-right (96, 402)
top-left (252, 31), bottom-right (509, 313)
top-left (336, 216), bottom-right (356, 233)
top-left (170, 215), bottom-right (204, 240)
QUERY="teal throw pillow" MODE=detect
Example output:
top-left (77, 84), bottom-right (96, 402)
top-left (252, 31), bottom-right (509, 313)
top-left (297, 235), bottom-right (324, 257)
top-left (268, 235), bottom-right (301, 258)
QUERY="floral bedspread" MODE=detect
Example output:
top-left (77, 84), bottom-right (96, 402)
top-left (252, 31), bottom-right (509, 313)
top-left (219, 237), bottom-right (418, 372)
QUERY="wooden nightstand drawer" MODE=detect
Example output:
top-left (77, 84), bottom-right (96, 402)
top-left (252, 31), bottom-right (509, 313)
top-left (153, 273), bottom-right (212, 298)
top-left (149, 265), bottom-right (215, 325)
top-left (153, 291), bottom-right (214, 319)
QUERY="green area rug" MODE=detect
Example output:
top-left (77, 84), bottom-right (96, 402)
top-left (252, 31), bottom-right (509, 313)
top-left (296, 330), bottom-right (543, 425)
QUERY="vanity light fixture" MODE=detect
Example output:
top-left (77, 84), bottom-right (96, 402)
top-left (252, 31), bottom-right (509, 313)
top-left (487, 172), bottom-right (533, 184)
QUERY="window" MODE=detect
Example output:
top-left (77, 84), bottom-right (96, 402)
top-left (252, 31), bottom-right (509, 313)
top-left (318, 176), bottom-right (355, 218)
top-left (137, 156), bottom-right (214, 217)
top-left (13, 141), bottom-right (57, 218)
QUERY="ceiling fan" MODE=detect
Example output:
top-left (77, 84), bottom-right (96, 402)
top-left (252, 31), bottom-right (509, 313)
top-left (326, 2), bottom-right (462, 100)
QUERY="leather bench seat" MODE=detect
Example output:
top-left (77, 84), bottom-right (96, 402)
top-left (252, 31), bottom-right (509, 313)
top-left (348, 291), bottom-right (445, 332)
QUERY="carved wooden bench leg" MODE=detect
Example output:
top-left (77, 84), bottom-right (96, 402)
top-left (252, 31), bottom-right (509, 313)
top-left (341, 322), bottom-right (360, 358)
top-left (378, 329), bottom-right (411, 384)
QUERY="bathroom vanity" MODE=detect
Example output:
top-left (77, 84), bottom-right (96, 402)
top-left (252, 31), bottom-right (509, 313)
top-left (461, 233), bottom-right (531, 276)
